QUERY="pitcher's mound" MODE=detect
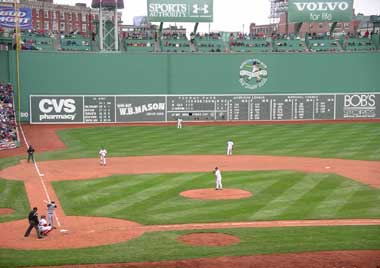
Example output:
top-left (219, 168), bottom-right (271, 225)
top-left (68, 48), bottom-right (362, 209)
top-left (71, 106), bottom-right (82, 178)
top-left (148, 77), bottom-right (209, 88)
top-left (179, 232), bottom-right (240, 246)
top-left (180, 188), bottom-right (252, 200)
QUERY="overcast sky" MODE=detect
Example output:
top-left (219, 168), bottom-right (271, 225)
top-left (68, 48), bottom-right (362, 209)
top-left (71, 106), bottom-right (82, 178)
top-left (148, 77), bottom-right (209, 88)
top-left (55, 0), bottom-right (380, 33)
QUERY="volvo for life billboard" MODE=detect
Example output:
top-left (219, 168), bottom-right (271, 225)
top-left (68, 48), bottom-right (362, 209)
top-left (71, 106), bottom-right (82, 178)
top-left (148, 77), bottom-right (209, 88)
top-left (288, 0), bottom-right (353, 23)
top-left (147, 0), bottom-right (213, 22)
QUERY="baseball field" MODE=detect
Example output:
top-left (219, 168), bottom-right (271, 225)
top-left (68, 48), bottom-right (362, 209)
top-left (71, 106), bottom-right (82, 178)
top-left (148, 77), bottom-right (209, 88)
top-left (0, 121), bottom-right (380, 267)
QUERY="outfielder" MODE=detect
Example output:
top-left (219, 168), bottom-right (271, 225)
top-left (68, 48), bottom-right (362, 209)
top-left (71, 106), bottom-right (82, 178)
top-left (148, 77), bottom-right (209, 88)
top-left (99, 148), bottom-right (108, 166)
top-left (177, 117), bottom-right (183, 129)
top-left (214, 167), bottom-right (223, 190)
top-left (227, 139), bottom-right (234, 155)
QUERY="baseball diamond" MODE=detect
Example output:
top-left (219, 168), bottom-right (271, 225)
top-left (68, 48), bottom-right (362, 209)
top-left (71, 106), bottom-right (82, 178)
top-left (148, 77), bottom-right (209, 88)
top-left (0, 122), bottom-right (380, 268)
top-left (0, 0), bottom-right (380, 266)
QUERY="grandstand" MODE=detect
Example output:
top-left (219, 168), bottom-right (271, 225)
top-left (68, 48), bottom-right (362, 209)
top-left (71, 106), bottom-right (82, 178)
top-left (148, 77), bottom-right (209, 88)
top-left (229, 33), bottom-right (272, 53)
top-left (124, 28), bottom-right (156, 53)
top-left (60, 34), bottom-right (91, 51)
top-left (193, 32), bottom-right (225, 53)
top-left (341, 35), bottom-right (378, 52)
top-left (0, 83), bottom-right (18, 150)
top-left (22, 32), bottom-right (55, 51)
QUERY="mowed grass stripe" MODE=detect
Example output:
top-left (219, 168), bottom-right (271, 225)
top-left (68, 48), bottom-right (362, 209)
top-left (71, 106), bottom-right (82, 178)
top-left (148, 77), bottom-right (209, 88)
top-left (252, 174), bottom-right (324, 220)
top-left (278, 176), bottom-right (343, 220)
top-left (34, 123), bottom-right (380, 161)
top-left (308, 180), bottom-right (363, 219)
top-left (52, 171), bottom-right (380, 225)
top-left (337, 187), bottom-right (380, 218)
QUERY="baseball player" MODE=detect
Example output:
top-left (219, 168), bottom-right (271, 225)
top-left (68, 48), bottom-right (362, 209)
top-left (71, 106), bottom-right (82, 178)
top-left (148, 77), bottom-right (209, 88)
top-left (99, 147), bottom-right (108, 166)
top-left (177, 117), bottom-right (183, 129)
top-left (213, 167), bottom-right (223, 190)
top-left (227, 139), bottom-right (234, 155)
top-left (38, 215), bottom-right (53, 236)
top-left (47, 201), bottom-right (57, 228)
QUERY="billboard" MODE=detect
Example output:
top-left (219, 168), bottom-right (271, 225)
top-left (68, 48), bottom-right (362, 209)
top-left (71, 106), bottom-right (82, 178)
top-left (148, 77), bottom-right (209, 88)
top-left (147, 0), bottom-right (213, 22)
top-left (288, 0), bottom-right (353, 23)
top-left (30, 93), bottom-right (380, 123)
top-left (0, 7), bottom-right (32, 29)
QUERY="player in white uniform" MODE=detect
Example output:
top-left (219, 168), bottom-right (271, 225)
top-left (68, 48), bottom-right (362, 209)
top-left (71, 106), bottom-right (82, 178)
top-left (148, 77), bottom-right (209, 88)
top-left (214, 167), bottom-right (223, 190)
top-left (99, 148), bottom-right (108, 166)
top-left (177, 117), bottom-right (183, 129)
top-left (47, 201), bottom-right (57, 228)
top-left (227, 140), bottom-right (234, 155)
top-left (38, 215), bottom-right (53, 236)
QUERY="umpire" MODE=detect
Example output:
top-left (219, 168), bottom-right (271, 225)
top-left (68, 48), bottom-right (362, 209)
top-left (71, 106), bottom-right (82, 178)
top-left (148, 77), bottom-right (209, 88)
top-left (24, 207), bottom-right (42, 239)
top-left (27, 145), bottom-right (35, 163)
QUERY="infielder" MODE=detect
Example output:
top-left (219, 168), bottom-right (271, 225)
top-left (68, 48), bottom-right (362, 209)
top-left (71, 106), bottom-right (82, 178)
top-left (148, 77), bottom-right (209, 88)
top-left (99, 147), bottom-right (108, 166)
top-left (214, 167), bottom-right (223, 190)
top-left (177, 117), bottom-right (183, 129)
top-left (227, 139), bottom-right (234, 155)
top-left (47, 201), bottom-right (57, 228)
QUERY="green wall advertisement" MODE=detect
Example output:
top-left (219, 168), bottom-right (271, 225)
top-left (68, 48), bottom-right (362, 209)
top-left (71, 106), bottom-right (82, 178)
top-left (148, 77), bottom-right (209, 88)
top-left (147, 0), bottom-right (213, 22)
top-left (288, 0), bottom-right (353, 23)
top-left (2, 51), bottom-right (379, 121)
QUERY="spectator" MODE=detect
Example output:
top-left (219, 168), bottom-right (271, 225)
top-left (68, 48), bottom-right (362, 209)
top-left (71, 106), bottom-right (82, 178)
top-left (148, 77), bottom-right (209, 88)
top-left (0, 82), bottom-right (18, 151)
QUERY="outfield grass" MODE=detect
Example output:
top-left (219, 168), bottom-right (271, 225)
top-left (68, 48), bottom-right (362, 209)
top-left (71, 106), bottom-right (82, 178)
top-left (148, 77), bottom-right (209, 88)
top-left (36, 122), bottom-right (380, 161)
top-left (53, 171), bottom-right (380, 225)
top-left (0, 226), bottom-right (379, 267)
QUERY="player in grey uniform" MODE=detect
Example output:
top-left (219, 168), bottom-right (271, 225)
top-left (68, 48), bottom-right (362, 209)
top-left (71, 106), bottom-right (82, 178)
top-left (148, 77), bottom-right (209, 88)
top-left (47, 201), bottom-right (57, 228)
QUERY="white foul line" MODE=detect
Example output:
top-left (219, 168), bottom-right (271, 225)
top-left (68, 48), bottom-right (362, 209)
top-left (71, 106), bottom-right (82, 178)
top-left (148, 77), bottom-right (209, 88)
top-left (18, 124), bottom-right (61, 227)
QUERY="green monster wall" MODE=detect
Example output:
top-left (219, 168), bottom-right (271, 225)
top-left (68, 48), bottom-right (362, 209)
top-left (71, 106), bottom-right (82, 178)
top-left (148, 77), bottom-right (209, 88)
top-left (2, 50), bottom-right (379, 118)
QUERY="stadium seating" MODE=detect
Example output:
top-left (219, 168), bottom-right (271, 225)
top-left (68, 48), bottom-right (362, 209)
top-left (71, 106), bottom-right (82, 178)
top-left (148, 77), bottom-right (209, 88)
top-left (0, 83), bottom-right (18, 150)
top-left (229, 33), bottom-right (272, 53)
top-left (22, 32), bottom-right (55, 51)
top-left (272, 38), bottom-right (308, 52)
top-left (124, 30), bottom-right (156, 53)
top-left (161, 32), bottom-right (191, 53)
top-left (340, 36), bottom-right (377, 51)
top-left (302, 33), bottom-right (342, 52)
top-left (60, 34), bottom-right (91, 51)
top-left (193, 33), bottom-right (225, 53)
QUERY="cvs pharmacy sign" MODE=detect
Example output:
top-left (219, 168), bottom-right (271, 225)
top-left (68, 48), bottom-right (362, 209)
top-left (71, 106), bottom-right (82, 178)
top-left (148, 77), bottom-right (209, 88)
top-left (30, 96), bottom-right (83, 123)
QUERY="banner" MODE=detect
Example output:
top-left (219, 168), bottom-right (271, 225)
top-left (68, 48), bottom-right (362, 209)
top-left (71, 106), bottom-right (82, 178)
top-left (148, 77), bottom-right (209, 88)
top-left (0, 7), bottom-right (32, 29)
top-left (147, 0), bottom-right (213, 22)
top-left (288, 0), bottom-right (353, 23)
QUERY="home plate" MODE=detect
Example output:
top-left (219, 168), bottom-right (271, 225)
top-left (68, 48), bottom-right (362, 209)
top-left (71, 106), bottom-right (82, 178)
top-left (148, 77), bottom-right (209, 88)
top-left (325, 166), bottom-right (331, 169)
top-left (60, 229), bottom-right (70, 234)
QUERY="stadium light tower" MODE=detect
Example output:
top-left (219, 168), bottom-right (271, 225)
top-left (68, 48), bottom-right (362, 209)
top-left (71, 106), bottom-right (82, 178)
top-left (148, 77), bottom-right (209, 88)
top-left (91, 0), bottom-right (124, 51)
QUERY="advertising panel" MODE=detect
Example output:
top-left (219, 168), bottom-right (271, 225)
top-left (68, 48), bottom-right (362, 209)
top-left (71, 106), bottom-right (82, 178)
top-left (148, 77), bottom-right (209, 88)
top-left (116, 96), bottom-right (166, 122)
top-left (30, 96), bottom-right (84, 123)
top-left (288, 0), bottom-right (353, 23)
top-left (0, 7), bottom-right (32, 29)
top-left (147, 0), bottom-right (213, 22)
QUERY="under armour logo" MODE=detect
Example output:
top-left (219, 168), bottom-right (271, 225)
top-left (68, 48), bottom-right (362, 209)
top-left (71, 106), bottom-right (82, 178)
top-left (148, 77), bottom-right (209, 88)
top-left (193, 4), bottom-right (209, 14)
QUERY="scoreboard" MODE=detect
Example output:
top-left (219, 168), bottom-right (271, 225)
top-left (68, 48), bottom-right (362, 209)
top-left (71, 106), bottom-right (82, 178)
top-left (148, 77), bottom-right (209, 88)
top-left (30, 93), bottom-right (380, 123)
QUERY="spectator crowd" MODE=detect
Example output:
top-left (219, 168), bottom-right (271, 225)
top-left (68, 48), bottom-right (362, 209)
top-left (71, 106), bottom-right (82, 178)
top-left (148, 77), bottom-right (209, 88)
top-left (0, 82), bottom-right (18, 150)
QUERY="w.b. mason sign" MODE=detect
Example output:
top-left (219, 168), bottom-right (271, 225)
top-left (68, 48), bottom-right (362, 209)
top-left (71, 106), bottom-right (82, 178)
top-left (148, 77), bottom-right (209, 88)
top-left (288, 0), bottom-right (353, 23)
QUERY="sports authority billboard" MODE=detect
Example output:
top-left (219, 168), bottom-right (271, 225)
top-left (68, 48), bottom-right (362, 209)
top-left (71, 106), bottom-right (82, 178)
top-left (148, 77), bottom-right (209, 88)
top-left (288, 0), bottom-right (353, 23)
top-left (0, 7), bottom-right (32, 29)
top-left (147, 0), bottom-right (213, 22)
